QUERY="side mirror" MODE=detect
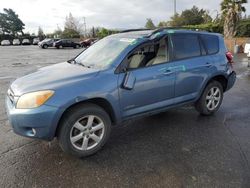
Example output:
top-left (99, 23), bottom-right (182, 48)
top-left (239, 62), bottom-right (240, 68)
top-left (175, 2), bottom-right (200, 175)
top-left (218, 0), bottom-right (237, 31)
top-left (122, 72), bottom-right (136, 90)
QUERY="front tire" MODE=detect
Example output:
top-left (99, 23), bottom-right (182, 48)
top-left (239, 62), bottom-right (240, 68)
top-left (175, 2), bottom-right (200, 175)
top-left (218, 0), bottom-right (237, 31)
top-left (195, 81), bottom-right (223, 115)
top-left (58, 103), bottom-right (111, 158)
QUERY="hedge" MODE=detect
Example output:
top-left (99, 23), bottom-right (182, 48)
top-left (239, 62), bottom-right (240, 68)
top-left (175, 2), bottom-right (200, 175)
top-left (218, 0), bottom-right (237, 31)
top-left (236, 20), bottom-right (250, 37)
top-left (184, 23), bottom-right (223, 34)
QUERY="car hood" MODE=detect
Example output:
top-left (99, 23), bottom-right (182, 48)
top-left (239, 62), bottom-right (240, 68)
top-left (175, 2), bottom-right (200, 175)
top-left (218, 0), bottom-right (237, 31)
top-left (11, 62), bottom-right (99, 96)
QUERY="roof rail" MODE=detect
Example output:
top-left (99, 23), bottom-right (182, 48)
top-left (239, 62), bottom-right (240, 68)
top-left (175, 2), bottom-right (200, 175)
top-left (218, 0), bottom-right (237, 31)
top-left (119, 27), bottom-right (207, 38)
top-left (150, 27), bottom-right (192, 35)
top-left (150, 27), bottom-right (209, 36)
top-left (120, 29), bottom-right (153, 33)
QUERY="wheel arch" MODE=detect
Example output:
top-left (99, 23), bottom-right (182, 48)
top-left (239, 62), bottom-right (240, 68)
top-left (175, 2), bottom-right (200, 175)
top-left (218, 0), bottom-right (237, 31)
top-left (209, 75), bottom-right (228, 92)
top-left (55, 98), bottom-right (117, 137)
top-left (196, 74), bottom-right (228, 101)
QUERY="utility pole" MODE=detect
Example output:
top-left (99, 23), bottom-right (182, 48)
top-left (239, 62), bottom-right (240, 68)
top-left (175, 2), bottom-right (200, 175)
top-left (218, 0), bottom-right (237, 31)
top-left (174, 0), bottom-right (177, 15)
top-left (83, 17), bottom-right (87, 38)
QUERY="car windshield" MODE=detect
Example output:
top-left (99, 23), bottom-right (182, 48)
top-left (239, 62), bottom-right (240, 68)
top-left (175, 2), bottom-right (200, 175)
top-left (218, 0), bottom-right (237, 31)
top-left (75, 37), bottom-right (135, 69)
top-left (43, 39), bottom-right (52, 42)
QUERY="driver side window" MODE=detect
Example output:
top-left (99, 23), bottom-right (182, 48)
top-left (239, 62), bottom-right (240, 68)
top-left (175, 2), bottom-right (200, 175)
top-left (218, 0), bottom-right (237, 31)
top-left (127, 37), bottom-right (169, 70)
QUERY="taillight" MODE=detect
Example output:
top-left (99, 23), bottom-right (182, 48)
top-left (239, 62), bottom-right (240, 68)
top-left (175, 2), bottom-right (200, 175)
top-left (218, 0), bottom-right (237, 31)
top-left (226, 52), bottom-right (234, 64)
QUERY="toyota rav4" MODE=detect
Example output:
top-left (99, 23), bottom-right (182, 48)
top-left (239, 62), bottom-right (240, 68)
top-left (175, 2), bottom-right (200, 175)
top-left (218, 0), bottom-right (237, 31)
top-left (6, 29), bottom-right (236, 157)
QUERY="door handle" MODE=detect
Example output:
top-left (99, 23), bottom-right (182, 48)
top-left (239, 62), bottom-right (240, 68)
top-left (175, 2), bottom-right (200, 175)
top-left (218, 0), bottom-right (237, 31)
top-left (205, 62), bottom-right (212, 68)
top-left (163, 69), bottom-right (174, 75)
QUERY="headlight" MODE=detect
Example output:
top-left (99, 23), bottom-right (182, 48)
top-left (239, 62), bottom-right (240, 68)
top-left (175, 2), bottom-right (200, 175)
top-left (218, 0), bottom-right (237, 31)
top-left (16, 90), bottom-right (54, 109)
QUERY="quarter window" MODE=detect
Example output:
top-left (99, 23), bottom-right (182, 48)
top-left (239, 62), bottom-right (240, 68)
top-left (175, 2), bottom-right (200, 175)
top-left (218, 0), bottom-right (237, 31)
top-left (200, 35), bottom-right (219, 54)
top-left (171, 34), bottom-right (201, 60)
top-left (200, 39), bottom-right (207, 56)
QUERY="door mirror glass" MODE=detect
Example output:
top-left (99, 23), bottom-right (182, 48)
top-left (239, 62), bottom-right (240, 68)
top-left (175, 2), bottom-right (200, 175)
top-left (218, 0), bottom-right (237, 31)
top-left (122, 72), bottom-right (136, 90)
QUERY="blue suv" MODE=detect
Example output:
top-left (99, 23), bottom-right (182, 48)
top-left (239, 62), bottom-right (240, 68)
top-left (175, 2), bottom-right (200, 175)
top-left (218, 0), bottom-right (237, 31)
top-left (6, 29), bottom-right (236, 157)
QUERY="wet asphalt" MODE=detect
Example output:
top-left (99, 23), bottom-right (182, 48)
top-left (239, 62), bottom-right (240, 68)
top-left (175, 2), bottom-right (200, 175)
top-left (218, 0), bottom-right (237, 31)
top-left (0, 46), bottom-right (249, 188)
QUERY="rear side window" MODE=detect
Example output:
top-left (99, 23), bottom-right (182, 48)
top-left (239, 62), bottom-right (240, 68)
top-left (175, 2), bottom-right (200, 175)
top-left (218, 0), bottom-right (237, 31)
top-left (200, 35), bottom-right (219, 54)
top-left (171, 34), bottom-right (201, 60)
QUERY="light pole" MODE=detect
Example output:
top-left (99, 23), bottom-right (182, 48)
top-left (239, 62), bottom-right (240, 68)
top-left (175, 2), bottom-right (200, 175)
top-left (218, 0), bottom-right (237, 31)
top-left (83, 17), bottom-right (87, 38)
top-left (174, 0), bottom-right (177, 15)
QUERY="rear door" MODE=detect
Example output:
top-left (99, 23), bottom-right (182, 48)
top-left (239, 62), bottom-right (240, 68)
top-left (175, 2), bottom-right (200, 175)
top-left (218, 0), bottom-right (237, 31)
top-left (169, 33), bottom-right (213, 103)
top-left (70, 40), bottom-right (75, 47)
top-left (65, 40), bottom-right (71, 47)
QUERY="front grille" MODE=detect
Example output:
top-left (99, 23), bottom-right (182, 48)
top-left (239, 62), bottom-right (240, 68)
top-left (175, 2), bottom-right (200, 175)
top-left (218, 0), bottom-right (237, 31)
top-left (7, 88), bottom-right (15, 104)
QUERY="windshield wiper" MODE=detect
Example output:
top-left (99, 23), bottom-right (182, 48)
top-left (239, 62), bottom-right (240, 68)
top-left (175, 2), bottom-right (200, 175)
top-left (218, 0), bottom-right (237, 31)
top-left (67, 59), bottom-right (77, 64)
top-left (68, 59), bottom-right (92, 68)
top-left (77, 62), bottom-right (92, 68)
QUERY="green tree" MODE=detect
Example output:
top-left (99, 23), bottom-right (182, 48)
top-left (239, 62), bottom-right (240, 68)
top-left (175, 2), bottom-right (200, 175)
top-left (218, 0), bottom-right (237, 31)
top-left (145, 18), bottom-right (156, 29)
top-left (158, 21), bottom-right (169, 27)
top-left (168, 6), bottom-right (212, 26)
top-left (168, 13), bottom-right (185, 26)
top-left (96, 28), bottom-right (110, 38)
top-left (38, 26), bottom-right (45, 40)
top-left (62, 28), bottom-right (80, 38)
top-left (0, 8), bottom-right (25, 36)
top-left (221, 0), bottom-right (248, 38)
top-left (236, 19), bottom-right (250, 37)
top-left (0, 12), bottom-right (10, 34)
top-left (91, 27), bottom-right (96, 38)
top-left (95, 27), bottom-right (118, 38)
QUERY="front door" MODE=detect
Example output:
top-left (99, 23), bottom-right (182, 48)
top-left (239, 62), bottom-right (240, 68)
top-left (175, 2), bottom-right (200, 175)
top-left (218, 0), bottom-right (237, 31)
top-left (118, 37), bottom-right (176, 118)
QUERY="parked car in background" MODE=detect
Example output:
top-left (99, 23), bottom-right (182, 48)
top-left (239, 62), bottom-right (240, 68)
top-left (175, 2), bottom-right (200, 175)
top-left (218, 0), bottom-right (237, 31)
top-left (53, 39), bottom-right (81, 49)
top-left (38, 38), bottom-right (60, 49)
top-left (80, 38), bottom-right (98, 48)
top-left (33, 38), bottom-right (40, 45)
top-left (6, 29), bottom-right (236, 158)
top-left (22, 39), bottom-right (31, 45)
top-left (13, 39), bottom-right (21, 45)
top-left (1, 40), bottom-right (11, 46)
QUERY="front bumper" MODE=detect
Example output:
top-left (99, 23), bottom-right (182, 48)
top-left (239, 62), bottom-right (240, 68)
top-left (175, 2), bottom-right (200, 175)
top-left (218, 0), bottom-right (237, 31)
top-left (5, 96), bottom-right (64, 141)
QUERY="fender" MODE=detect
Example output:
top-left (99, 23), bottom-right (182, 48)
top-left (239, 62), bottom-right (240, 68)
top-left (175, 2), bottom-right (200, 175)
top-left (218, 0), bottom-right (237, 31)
top-left (195, 72), bottom-right (228, 101)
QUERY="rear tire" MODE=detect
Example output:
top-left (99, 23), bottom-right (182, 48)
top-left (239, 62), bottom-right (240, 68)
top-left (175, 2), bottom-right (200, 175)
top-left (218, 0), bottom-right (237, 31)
top-left (195, 81), bottom-right (223, 115)
top-left (58, 103), bottom-right (111, 158)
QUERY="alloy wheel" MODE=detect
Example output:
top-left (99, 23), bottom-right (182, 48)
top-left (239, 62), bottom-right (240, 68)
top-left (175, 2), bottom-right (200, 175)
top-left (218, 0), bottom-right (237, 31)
top-left (70, 115), bottom-right (105, 151)
top-left (206, 87), bottom-right (221, 111)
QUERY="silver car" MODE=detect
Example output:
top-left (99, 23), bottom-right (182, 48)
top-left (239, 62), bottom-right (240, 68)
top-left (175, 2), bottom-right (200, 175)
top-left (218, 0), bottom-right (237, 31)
top-left (1, 40), bottom-right (11, 46)
top-left (13, 39), bottom-right (21, 45)
top-left (33, 38), bottom-right (40, 45)
top-left (22, 39), bottom-right (31, 45)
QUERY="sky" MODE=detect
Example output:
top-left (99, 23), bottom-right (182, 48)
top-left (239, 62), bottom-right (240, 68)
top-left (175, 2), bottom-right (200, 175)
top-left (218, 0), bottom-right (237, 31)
top-left (0, 0), bottom-right (250, 34)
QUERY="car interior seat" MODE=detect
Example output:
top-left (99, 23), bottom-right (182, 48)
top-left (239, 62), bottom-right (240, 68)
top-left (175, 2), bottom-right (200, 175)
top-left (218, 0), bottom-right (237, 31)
top-left (128, 52), bottom-right (145, 69)
top-left (146, 39), bottom-right (167, 66)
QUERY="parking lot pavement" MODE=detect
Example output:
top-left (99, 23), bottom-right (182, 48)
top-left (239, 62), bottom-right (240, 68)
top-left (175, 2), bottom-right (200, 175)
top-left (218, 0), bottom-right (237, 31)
top-left (0, 46), bottom-right (250, 187)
